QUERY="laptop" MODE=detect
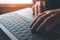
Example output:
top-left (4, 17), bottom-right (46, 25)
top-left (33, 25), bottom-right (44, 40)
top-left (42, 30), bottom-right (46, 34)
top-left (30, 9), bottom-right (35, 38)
top-left (0, 8), bottom-right (42, 40)
top-left (0, 8), bottom-right (60, 40)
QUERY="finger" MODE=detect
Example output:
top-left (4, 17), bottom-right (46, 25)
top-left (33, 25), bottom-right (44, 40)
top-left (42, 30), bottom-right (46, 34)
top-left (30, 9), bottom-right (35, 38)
top-left (31, 11), bottom-right (51, 31)
top-left (30, 11), bottom-right (48, 28)
top-left (38, 1), bottom-right (45, 13)
top-left (31, 12), bottom-right (46, 30)
top-left (30, 14), bottom-right (40, 28)
top-left (37, 1), bottom-right (44, 14)
top-left (32, 6), bottom-right (35, 15)
top-left (36, 12), bottom-right (56, 32)
top-left (35, 3), bottom-right (38, 16)
top-left (37, 1), bottom-right (41, 15)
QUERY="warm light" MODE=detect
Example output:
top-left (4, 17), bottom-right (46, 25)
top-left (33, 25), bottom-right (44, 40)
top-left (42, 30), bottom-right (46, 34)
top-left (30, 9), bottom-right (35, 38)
top-left (8, 5), bottom-right (17, 7)
top-left (0, 0), bottom-right (32, 4)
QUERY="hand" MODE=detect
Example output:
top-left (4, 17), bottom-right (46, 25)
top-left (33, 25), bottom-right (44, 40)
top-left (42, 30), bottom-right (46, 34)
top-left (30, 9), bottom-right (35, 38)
top-left (31, 9), bottom-right (60, 33)
top-left (32, 1), bottom-right (45, 16)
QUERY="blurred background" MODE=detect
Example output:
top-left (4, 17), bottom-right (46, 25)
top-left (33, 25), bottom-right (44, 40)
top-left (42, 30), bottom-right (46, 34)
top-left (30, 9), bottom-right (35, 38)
top-left (0, 0), bottom-right (33, 14)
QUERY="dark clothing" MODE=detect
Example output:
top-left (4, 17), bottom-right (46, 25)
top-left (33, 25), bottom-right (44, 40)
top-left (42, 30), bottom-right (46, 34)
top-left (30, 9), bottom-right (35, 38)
top-left (45, 0), bottom-right (60, 10)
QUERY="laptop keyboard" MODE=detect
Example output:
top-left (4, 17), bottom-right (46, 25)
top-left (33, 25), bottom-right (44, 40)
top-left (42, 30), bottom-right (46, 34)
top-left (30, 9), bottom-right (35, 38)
top-left (0, 13), bottom-right (32, 40)
top-left (0, 13), bottom-right (42, 40)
